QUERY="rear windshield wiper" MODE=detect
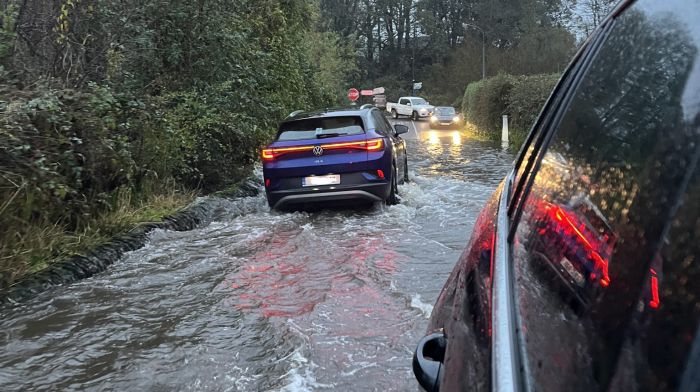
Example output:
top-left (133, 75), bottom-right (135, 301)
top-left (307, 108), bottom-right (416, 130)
top-left (316, 133), bottom-right (347, 139)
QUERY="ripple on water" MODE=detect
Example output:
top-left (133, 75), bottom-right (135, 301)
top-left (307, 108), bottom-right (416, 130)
top-left (0, 137), bottom-right (511, 391)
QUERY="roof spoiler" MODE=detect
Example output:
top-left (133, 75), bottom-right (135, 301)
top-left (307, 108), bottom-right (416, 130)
top-left (287, 110), bottom-right (304, 118)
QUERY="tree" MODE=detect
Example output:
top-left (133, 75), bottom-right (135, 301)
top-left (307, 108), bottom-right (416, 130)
top-left (569, 0), bottom-right (618, 37)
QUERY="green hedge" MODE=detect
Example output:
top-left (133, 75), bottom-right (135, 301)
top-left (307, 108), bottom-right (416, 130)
top-left (0, 0), bottom-right (348, 288)
top-left (462, 73), bottom-right (560, 145)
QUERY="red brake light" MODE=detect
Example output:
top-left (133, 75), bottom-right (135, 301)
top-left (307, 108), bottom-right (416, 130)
top-left (649, 268), bottom-right (660, 309)
top-left (365, 138), bottom-right (384, 151)
top-left (261, 138), bottom-right (384, 161)
top-left (262, 149), bottom-right (275, 160)
top-left (377, 169), bottom-right (385, 179)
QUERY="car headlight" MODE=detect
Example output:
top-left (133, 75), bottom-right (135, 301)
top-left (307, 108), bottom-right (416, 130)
top-left (419, 109), bottom-right (427, 115)
top-left (430, 116), bottom-right (438, 123)
top-left (453, 116), bottom-right (461, 123)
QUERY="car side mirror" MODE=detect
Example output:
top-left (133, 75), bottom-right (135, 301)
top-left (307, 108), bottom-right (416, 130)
top-left (394, 124), bottom-right (409, 135)
top-left (406, 102), bottom-right (411, 106)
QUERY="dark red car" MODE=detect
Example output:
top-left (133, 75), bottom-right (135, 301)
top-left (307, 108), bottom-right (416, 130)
top-left (413, 0), bottom-right (700, 390)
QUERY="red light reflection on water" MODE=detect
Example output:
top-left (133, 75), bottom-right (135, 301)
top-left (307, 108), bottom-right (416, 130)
top-left (223, 234), bottom-right (400, 318)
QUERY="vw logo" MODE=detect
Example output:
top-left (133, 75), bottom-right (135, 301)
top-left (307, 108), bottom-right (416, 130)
top-left (312, 145), bottom-right (324, 156)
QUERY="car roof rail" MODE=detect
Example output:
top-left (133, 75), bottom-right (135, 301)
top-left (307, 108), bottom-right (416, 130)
top-left (360, 104), bottom-right (374, 109)
top-left (287, 110), bottom-right (304, 118)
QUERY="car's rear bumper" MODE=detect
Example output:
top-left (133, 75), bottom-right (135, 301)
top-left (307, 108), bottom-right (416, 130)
top-left (267, 182), bottom-right (390, 210)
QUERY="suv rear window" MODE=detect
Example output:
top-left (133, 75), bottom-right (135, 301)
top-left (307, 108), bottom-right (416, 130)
top-left (277, 116), bottom-right (365, 141)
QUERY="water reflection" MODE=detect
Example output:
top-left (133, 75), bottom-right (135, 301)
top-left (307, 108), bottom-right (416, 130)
top-left (427, 131), bottom-right (440, 145)
top-left (226, 233), bottom-right (399, 319)
top-left (0, 131), bottom-right (513, 391)
top-left (423, 130), bottom-right (463, 147)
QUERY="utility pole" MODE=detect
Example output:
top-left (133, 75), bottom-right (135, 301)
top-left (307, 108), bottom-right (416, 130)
top-left (481, 30), bottom-right (485, 80)
top-left (412, 20), bottom-right (416, 95)
top-left (465, 23), bottom-right (486, 80)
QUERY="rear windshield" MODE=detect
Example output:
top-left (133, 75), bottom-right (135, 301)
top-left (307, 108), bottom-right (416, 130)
top-left (277, 116), bottom-right (365, 141)
top-left (435, 107), bottom-right (455, 115)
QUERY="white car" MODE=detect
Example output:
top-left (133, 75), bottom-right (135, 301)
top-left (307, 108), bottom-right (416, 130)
top-left (386, 97), bottom-right (434, 121)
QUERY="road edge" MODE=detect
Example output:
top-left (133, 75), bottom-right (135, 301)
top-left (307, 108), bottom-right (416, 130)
top-left (0, 177), bottom-right (262, 308)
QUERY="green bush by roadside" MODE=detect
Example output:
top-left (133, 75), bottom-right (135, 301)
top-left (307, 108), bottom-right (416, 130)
top-left (461, 73), bottom-right (560, 147)
top-left (0, 0), bottom-right (348, 289)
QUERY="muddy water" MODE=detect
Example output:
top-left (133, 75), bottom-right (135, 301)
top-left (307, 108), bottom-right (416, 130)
top-left (0, 130), bottom-right (512, 391)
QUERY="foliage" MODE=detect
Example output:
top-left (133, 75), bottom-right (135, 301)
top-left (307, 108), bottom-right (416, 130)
top-left (1, 85), bottom-right (135, 228)
top-left (0, 182), bottom-right (195, 289)
top-left (461, 72), bottom-right (560, 145)
top-left (320, 0), bottom-right (577, 104)
top-left (0, 3), bottom-right (16, 62)
top-left (0, 0), bottom-right (351, 287)
top-left (507, 73), bottom-right (560, 141)
top-left (462, 73), bottom-right (515, 135)
top-left (568, 0), bottom-right (618, 37)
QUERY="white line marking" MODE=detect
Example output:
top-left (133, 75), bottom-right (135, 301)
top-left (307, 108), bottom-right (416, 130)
top-left (410, 120), bottom-right (419, 139)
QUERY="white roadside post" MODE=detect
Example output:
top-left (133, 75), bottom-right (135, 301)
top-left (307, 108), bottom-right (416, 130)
top-left (501, 115), bottom-right (509, 143)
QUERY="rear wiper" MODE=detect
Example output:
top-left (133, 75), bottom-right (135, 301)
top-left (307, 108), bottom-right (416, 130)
top-left (316, 133), bottom-right (347, 139)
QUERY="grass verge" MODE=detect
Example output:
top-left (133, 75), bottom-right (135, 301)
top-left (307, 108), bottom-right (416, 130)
top-left (460, 121), bottom-right (527, 150)
top-left (0, 185), bottom-right (197, 290)
top-left (460, 121), bottom-right (500, 142)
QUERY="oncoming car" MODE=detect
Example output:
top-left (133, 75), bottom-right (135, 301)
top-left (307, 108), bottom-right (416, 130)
top-left (429, 106), bottom-right (462, 128)
top-left (261, 106), bottom-right (409, 210)
top-left (412, 1), bottom-right (700, 391)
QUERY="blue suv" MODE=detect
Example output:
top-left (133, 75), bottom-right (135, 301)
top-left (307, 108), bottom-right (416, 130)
top-left (261, 106), bottom-right (409, 210)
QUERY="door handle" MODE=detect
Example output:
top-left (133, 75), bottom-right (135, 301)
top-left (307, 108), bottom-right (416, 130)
top-left (412, 332), bottom-right (446, 392)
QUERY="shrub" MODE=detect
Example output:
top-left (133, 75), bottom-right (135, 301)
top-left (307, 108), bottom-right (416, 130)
top-left (507, 73), bottom-right (561, 142)
top-left (0, 85), bottom-right (137, 229)
top-left (461, 73), bottom-right (560, 145)
top-left (463, 74), bottom-right (515, 136)
top-left (0, 0), bottom-right (353, 289)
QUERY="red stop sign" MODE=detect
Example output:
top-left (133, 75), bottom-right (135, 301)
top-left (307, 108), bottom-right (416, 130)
top-left (348, 88), bottom-right (360, 102)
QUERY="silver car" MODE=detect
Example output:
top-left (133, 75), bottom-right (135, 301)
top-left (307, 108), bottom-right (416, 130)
top-left (428, 106), bottom-right (462, 128)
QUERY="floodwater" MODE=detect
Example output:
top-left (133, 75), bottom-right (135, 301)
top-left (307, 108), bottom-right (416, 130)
top-left (0, 120), bottom-right (512, 391)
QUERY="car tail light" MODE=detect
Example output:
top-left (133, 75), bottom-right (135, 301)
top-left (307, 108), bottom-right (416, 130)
top-left (377, 169), bottom-right (385, 179)
top-left (649, 268), bottom-right (660, 309)
top-left (261, 138), bottom-right (384, 161)
top-left (541, 203), bottom-right (611, 287)
top-left (265, 178), bottom-right (270, 187)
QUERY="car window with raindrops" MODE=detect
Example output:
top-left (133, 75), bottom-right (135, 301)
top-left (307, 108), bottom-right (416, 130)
top-left (511, 0), bottom-right (700, 390)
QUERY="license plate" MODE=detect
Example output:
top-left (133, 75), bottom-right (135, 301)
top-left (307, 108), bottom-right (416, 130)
top-left (561, 257), bottom-right (585, 286)
top-left (302, 174), bottom-right (340, 187)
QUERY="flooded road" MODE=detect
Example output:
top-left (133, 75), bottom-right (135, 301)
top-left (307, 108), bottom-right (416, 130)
top-left (0, 120), bottom-right (513, 391)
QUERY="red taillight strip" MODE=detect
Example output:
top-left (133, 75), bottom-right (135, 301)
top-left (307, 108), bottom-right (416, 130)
top-left (548, 204), bottom-right (611, 286)
top-left (261, 138), bottom-right (384, 160)
top-left (319, 138), bottom-right (384, 151)
top-left (649, 268), bottom-right (660, 309)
